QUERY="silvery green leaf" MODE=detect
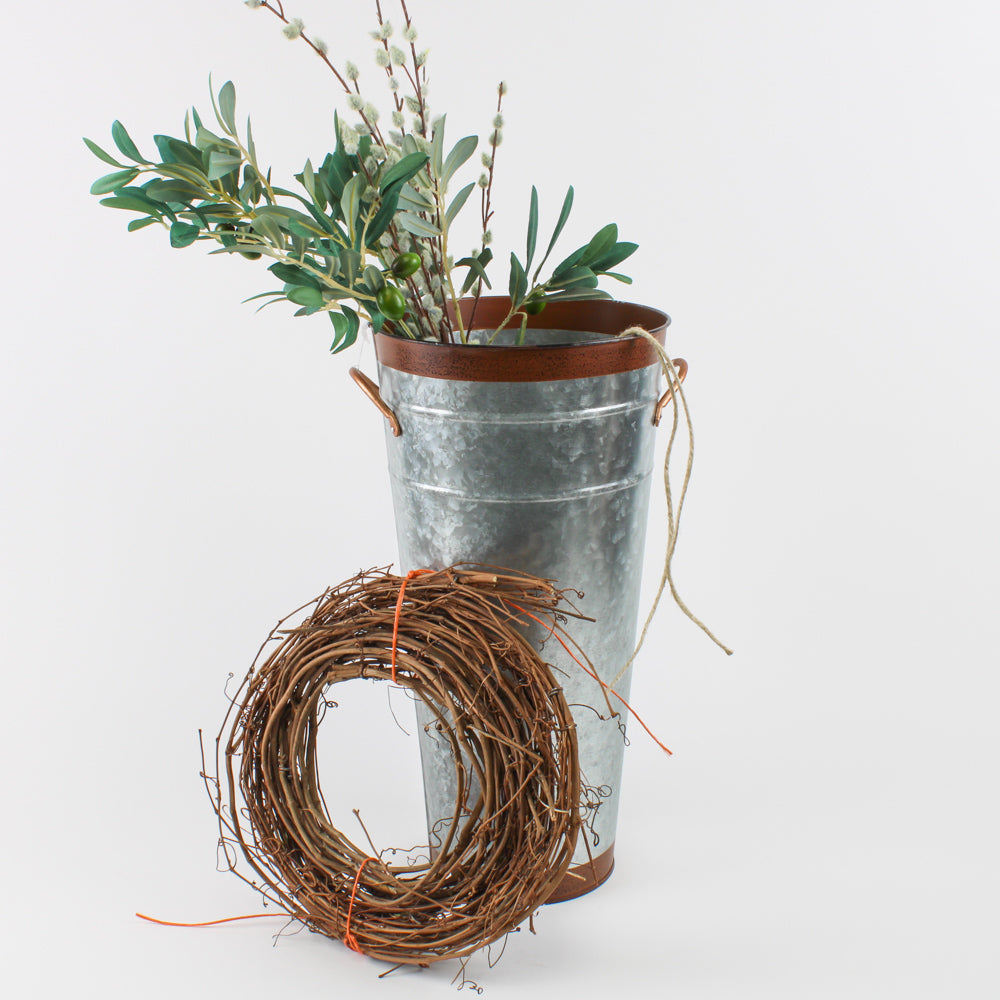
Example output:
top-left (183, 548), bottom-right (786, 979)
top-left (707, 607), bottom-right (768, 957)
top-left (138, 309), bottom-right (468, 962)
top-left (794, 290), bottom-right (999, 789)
top-left (153, 135), bottom-right (203, 169)
top-left (311, 242), bottom-right (341, 261)
top-left (196, 126), bottom-right (238, 154)
top-left (457, 249), bottom-right (493, 294)
top-left (207, 151), bottom-right (242, 181)
top-left (154, 162), bottom-right (210, 187)
top-left (249, 213), bottom-right (285, 246)
top-left (169, 221), bottom-right (200, 248)
top-left (430, 115), bottom-right (446, 177)
top-left (526, 185), bottom-right (539, 272)
top-left (254, 205), bottom-right (315, 228)
top-left (364, 265), bottom-right (385, 293)
top-left (398, 212), bottom-right (441, 238)
top-left (111, 121), bottom-right (150, 164)
top-left (445, 182), bottom-right (475, 227)
top-left (301, 158), bottom-right (317, 201)
top-left (339, 248), bottom-right (361, 287)
top-left (252, 295), bottom-right (290, 313)
top-left (535, 185), bottom-right (574, 278)
top-left (246, 116), bottom-right (257, 165)
top-left (84, 137), bottom-right (126, 168)
top-left (90, 168), bottom-right (140, 195)
top-left (145, 178), bottom-right (203, 203)
top-left (442, 135), bottom-right (478, 187)
top-left (98, 193), bottom-right (157, 212)
top-left (508, 252), bottom-right (527, 305)
top-left (546, 288), bottom-right (613, 302)
top-left (340, 174), bottom-right (365, 241)
top-left (217, 81), bottom-right (237, 135)
top-left (287, 218), bottom-right (328, 241)
top-left (399, 184), bottom-right (434, 212)
top-left (380, 151), bottom-right (429, 193)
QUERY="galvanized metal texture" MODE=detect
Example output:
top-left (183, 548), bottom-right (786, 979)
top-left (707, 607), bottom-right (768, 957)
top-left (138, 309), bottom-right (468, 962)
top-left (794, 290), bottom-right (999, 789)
top-left (376, 318), bottom-right (665, 896)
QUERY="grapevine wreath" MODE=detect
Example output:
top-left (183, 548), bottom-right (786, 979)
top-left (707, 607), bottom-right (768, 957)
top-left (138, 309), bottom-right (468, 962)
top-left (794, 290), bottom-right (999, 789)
top-left (202, 566), bottom-right (602, 964)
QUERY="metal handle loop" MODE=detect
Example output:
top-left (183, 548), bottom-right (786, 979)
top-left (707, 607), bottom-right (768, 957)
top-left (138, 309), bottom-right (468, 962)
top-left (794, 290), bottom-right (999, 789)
top-left (653, 358), bottom-right (689, 426)
top-left (349, 367), bottom-right (402, 437)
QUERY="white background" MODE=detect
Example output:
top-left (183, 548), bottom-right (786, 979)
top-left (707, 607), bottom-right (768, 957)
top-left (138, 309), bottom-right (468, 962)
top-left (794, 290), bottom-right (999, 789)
top-left (2, 1), bottom-right (998, 997)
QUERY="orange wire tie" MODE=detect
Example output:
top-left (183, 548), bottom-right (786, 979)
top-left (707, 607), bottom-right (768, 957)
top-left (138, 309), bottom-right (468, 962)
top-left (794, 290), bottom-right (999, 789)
top-left (343, 856), bottom-right (377, 954)
top-left (502, 599), bottom-right (672, 756)
top-left (135, 911), bottom-right (277, 927)
top-left (391, 569), bottom-right (434, 683)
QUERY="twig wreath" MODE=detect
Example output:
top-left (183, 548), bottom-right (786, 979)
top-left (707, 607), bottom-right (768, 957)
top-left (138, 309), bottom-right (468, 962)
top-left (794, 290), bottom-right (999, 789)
top-left (202, 566), bottom-right (590, 965)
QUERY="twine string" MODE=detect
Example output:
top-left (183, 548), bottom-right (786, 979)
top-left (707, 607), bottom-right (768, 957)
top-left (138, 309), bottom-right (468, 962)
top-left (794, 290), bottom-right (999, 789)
top-left (609, 327), bottom-right (733, 691)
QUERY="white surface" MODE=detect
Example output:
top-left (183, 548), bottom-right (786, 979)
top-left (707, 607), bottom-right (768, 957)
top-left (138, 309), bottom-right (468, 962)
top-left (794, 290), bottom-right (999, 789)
top-left (2, 1), bottom-right (998, 997)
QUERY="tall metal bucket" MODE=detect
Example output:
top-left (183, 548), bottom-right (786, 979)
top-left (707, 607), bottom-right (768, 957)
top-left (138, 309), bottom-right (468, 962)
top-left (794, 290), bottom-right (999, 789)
top-left (368, 298), bottom-right (677, 902)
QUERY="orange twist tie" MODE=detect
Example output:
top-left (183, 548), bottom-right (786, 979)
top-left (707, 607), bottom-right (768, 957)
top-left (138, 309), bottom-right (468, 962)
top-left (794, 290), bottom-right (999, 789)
top-left (343, 856), bottom-right (376, 953)
top-left (502, 599), bottom-right (672, 756)
top-left (391, 569), bottom-right (434, 683)
top-left (135, 911), bottom-right (276, 927)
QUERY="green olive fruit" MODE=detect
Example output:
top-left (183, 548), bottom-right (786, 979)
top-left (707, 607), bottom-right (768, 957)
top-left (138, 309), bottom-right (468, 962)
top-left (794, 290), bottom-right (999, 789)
top-left (522, 291), bottom-right (547, 316)
top-left (217, 222), bottom-right (261, 260)
top-left (376, 285), bottom-right (408, 321)
top-left (390, 252), bottom-right (422, 279)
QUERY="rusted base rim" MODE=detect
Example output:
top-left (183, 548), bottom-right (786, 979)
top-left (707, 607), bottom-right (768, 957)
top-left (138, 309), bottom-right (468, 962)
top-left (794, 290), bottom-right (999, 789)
top-left (545, 844), bottom-right (616, 904)
top-left (376, 298), bottom-right (669, 382)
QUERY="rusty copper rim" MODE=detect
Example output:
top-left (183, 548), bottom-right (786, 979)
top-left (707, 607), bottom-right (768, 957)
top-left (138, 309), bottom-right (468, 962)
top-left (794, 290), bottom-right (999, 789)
top-left (545, 844), bottom-right (616, 904)
top-left (375, 297), bottom-right (669, 382)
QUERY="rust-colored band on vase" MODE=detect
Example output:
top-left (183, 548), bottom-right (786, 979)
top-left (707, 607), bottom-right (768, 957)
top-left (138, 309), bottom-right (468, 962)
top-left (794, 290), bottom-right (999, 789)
top-left (375, 298), bottom-right (669, 382)
top-left (545, 843), bottom-right (616, 904)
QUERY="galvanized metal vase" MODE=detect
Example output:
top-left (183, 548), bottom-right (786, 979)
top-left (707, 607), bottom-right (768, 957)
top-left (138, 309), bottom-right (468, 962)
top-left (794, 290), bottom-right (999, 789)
top-left (363, 297), bottom-right (679, 902)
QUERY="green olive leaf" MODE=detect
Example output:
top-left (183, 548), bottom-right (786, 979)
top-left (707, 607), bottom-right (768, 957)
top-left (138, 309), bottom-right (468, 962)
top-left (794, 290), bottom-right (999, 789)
top-left (90, 168), bottom-right (140, 195)
top-left (207, 151), bottom-right (242, 181)
top-left (445, 182), bottom-right (475, 228)
top-left (169, 221), bottom-right (201, 248)
top-left (217, 80), bottom-right (237, 135)
top-left (525, 185), bottom-right (539, 273)
top-left (398, 212), bottom-right (441, 238)
top-left (83, 137), bottom-right (127, 168)
top-left (111, 121), bottom-right (150, 164)
top-left (508, 252), bottom-right (527, 305)
top-left (287, 285), bottom-right (325, 309)
top-left (442, 135), bottom-right (478, 188)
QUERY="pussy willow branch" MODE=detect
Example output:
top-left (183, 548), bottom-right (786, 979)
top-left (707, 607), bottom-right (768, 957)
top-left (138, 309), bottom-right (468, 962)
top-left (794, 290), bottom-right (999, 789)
top-left (257, 0), bottom-right (448, 336)
top-left (468, 84), bottom-right (505, 334)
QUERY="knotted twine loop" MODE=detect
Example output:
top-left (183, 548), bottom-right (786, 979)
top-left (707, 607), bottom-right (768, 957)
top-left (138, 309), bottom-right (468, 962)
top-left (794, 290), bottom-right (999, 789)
top-left (610, 327), bottom-right (733, 690)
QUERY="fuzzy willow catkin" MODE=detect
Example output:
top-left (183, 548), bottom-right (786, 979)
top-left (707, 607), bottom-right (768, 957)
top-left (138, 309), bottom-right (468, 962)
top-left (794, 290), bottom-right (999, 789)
top-left (203, 566), bottom-right (583, 965)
